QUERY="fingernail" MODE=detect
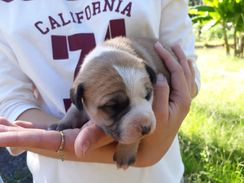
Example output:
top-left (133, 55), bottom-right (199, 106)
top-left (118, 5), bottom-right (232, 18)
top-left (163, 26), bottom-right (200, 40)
top-left (187, 58), bottom-right (194, 63)
top-left (81, 140), bottom-right (90, 155)
top-left (154, 41), bottom-right (164, 50)
top-left (156, 74), bottom-right (166, 83)
top-left (172, 40), bottom-right (182, 48)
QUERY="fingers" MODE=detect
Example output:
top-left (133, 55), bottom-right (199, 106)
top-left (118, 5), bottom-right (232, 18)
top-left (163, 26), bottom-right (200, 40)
top-left (188, 60), bottom-right (197, 98)
top-left (154, 42), bottom-right (192, 120)
top-left (0, 117), bottom-right (35, 129)
top-left (0, 125), bottom-right (18, 132)
top-left (0, 129), bottom-right (60, 151)
top-left (0, 127), bottom-right (80, 154)
top-left (74, 122), bottom-right (112, 158)
top-left (171, 44), bottom-right (192, 91)
top-left (0, 122), bottom-right (34, 133)
top-left (0, 118), bottom-right (25, 132)
top-left (154, 42), bottom-right (188, 95)
top-left (0, 117), bottom-right (17, 127)
top-left (154, 42), bottom-right (183, 74)
top-left (15, 121), bottom-right (35, 128)
top-left (152, 74), bottom-right (170, 121)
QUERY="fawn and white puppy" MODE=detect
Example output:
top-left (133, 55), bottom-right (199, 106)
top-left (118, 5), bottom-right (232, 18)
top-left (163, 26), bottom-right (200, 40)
top-left (49, 37), bottom-right (170, 169)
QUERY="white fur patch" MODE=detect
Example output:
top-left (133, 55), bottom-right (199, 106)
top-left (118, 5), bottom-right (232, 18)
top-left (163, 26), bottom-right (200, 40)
top-left (113, 65), bottom-right (147, 98)
top-left (81, 46), bottom-right (118, 71)
top-left (113, 65), bottom-right (156, 143)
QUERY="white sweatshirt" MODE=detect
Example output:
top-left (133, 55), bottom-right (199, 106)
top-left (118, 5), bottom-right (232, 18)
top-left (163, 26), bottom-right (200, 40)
top-left (0, 0), bottom-right (200, 183)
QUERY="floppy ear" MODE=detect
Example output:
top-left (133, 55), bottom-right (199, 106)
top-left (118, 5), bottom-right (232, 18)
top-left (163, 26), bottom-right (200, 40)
top-left (144, 64), bottom-right (156, 84)
top-left (70, 83), bottom-right (84, 111)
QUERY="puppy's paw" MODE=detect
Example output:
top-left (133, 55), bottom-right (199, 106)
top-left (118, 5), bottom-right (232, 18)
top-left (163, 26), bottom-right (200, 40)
top-left (113, 150), bottom-right (136, 170)
top-left (47, 122), bottom-right (72, 131)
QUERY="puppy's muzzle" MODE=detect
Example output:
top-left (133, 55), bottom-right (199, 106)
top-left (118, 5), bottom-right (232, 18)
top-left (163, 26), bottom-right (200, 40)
top-left (118, 114), bottom-right (156, 144)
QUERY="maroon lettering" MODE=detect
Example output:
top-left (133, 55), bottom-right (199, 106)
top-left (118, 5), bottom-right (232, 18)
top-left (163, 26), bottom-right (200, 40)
top-left (115, 0), bottom-right (123, 13)
top-left (85, 6), bottom-right (92, 20)
top-left (51, 19), bottom-right (126, 111)
top-left (35, 1), bottom-right (133, 35)
top-left (75, 11), bottom-right (83, 23)
top-left (49, 16), bottom-right (61, 30)
top-left (68, 33), bottom-right (96, 79)
top-left (58, 13), bottom-right (71, 26)
top-left (2, 0), bottom-right (14, 2)
top-left (103, 0), bottom-right (115, 12)
top-left (34, 21), bottom-right (49, 35)
top-left (70, 12), bottom-right (77, 23)
top-left (121, 2), bottom-right (132, 17)
top-left (51, 36), bottom-right (69, 60)
top-left (105, 19), bottom-right (126, 40)
top-left (92, 2), bottom-right (101, 15)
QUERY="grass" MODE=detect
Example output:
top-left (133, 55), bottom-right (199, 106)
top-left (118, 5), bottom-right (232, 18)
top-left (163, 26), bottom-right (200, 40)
top-left (179, 47), bottom-right (244, 183)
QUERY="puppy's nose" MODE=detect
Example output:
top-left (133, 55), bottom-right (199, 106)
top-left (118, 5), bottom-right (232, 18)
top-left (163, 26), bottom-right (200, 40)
top-left (141, 125), bottom-right (151, 135)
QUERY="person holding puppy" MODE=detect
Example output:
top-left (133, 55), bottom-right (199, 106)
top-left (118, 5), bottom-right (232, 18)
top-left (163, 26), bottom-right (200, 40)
top-left (0, 0), bottom-right (200, 183)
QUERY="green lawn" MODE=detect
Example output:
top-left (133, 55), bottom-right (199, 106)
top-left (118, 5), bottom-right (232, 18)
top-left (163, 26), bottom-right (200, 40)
top-left (179, 47), bottom-right (244, 183)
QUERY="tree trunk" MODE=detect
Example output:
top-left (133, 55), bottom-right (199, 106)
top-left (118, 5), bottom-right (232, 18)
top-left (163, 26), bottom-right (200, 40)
top-left (222, 21), bottom-right (230, 55)
top-left (234, 27), bottom-right (237, 56)
top-left (238, 33), bottom-right (244, 58)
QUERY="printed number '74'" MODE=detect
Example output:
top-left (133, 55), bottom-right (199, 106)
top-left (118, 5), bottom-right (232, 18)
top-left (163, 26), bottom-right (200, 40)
top-left (51, 19), bottom-right (126, 111)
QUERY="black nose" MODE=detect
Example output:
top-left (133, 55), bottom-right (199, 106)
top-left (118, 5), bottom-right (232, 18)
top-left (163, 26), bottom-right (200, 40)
top-left (141, 126), bottom-right (151, 135)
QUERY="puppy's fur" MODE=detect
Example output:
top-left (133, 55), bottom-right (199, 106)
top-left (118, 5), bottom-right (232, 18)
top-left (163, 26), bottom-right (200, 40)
top-left (49, 37), bottom-right (170, 169)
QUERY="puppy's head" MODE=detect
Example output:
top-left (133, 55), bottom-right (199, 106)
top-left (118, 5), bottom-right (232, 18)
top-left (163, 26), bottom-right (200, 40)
top-left (71, 48), bottom-right (157, 144)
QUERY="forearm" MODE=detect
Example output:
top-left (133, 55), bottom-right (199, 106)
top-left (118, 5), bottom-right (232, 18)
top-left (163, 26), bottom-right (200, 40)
top-left (25, 142), bottom-right (116, 164)
top-left (13, 108), bottom-right (154, 167)
top-left (14, 109), bottom-right (122, 165)
top-left (26, 141), bottom-right (149, 167)
top-left (139, 126), bottom-right (178, 167)
top-left (5, 108), bottom-right (182, 167)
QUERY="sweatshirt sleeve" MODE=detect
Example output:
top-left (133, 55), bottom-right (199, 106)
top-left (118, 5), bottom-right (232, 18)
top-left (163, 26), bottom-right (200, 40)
top-left (160, 0), bottom-right (201, 92)
top-left (0, 34), bottom-right (40, 122)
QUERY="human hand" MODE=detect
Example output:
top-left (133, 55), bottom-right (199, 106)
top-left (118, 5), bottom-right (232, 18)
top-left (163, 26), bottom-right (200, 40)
top-left (136, 42), bottom-right (196, 166)
top-left (74, 120), bottom-right (113, 157)
top-left (0, 117), bottom-right (113, 160)
top-left (154, 42), bottom-right (194, 126)
top-left (0, 117), bottom-right (80, 155)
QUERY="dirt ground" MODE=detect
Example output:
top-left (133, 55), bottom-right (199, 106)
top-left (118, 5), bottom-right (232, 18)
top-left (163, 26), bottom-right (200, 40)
top-left (0, 148), bottom-right (32, 183)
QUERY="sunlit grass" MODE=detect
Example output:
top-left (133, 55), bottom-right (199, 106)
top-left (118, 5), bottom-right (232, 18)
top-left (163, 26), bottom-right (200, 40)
top-left (179, 47), bottom-right (244, 183)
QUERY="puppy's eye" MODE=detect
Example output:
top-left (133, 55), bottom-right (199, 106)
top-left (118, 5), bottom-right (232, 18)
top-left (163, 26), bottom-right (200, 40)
top-left (103, 103), bottom-right (117, 110)
top-left (99, 101), bottom-right (117, 112)
top-left (103, 101), bottom-right (117, 109)
top-left (145, 88), bottom-right (152, 101)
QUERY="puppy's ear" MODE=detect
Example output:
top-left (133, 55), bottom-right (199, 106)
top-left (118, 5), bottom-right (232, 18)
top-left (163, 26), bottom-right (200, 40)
top-left (144, 64), bottom-right (156, 84)
top-left (70, 83), bottom-right (84, 111)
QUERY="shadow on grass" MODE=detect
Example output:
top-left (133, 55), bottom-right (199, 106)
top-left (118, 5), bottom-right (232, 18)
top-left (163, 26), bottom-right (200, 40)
top-left (179, 133), bottom-right (244, 183)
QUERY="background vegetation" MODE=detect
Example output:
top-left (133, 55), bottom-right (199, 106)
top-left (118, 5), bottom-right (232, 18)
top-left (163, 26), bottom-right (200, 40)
top-left (189, 0), bottom-right (244, 57)
top-left (179, 47), bottom-right (244, 182)
top-left (179, 1), bottom-right (244, 182)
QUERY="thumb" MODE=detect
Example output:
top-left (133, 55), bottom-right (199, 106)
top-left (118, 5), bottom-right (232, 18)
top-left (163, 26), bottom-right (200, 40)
top-left (74, 122), bottom-right (107, 158)
top-left (152, 74), bottom-right (170, 120)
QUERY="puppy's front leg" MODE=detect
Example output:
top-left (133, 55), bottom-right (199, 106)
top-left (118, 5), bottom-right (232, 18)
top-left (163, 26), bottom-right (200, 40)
top-left (48, 104), bottom-right (89, 131)
top-left (113, 141), bottom-right (140, 169)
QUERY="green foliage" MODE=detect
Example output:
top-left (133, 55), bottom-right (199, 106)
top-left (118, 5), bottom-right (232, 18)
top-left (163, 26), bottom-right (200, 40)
top-left (189, 0), bottom-right (244, 56)
top-left (189, 0), bottom-right (244, 29)
top-left (180, 47), bottom-right (244, 182)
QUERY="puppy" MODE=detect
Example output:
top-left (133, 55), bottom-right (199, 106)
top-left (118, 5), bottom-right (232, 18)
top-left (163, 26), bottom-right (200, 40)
top-left (49, 37), bottom-right (170, 169)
